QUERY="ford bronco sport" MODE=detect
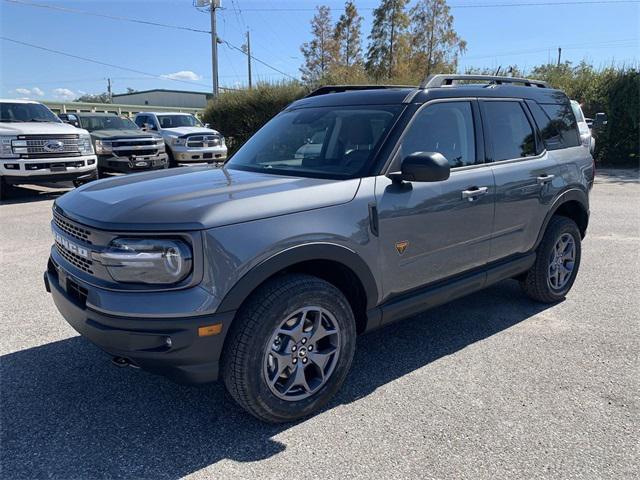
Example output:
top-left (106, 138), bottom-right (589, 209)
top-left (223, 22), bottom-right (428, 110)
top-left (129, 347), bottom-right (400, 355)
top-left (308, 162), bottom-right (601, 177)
top-left (45, 75), bottom-right (593, 423)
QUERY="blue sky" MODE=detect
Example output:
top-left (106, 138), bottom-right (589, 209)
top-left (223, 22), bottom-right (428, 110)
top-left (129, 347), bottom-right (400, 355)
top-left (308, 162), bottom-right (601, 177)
top-left (0, 0), bottom-right (638, 100)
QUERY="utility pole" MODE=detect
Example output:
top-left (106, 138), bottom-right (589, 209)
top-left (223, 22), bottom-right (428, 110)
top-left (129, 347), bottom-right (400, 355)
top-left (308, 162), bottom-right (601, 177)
top-left (557, 47), bottom-right (562, 67)
top-left (246, 30), bottom-right (252, 89)
top-left (209, 0), bottom-right (220, 97)
top-left (107, 78), bottom-right (112, 103)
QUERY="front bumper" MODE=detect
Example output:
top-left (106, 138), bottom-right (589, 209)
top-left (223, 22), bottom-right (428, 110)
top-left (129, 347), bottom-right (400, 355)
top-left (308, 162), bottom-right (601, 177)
top-left (170, 145), bottom-right (227, 163)
top-left (97, 152), bottom-right (168, 173)
top-left (0, 154), bottom-right (97, 181)
top-left (44, 261), bottom-right (235, 384)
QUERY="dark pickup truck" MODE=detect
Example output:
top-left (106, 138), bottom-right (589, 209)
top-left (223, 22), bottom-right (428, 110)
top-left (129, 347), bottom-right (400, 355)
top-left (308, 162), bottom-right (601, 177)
top-left (59, 112), bottom-right (168, 176)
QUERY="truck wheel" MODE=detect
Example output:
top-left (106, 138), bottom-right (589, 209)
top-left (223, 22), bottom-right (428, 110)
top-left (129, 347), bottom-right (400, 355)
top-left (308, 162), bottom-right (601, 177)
top-left (167, 149), bottom-right (178, 168)
top-left (0, 177), bottom-right (7, 200)
top-left (520, 216), bottom-right (582, 303)
top-left (222, 274), bottom-right (356, 423)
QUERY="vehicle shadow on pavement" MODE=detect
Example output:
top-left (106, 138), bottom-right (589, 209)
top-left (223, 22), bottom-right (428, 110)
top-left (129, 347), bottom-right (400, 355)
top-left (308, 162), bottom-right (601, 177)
top-left (0, 184), bottom-right (71, 205)
top-left (0, 280), bottom-right (552, 479)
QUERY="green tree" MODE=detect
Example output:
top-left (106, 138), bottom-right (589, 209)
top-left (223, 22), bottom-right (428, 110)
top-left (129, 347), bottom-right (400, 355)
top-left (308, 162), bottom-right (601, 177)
top-left (300, 5), bottom-right (338, 83)
top-left (409, 0), bottom-right (466, 77)
top-left (74, 92), bottom-right (110, 103)
top-left (333, 1), bottom-right (363, 68)
top-left (365, 0), bottom-right (410, 79)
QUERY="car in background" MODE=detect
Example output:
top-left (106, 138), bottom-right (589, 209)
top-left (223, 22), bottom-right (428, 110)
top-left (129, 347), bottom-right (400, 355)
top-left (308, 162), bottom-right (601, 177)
top-left (59, 112), bottom-right (167, 177)
top-left (133, 112), bottom-right (227, 166)
top-left (0, 99), bottom-right (96, 200)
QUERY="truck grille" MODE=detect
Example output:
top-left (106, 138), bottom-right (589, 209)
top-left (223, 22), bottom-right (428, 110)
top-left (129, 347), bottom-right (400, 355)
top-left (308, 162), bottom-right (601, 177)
top-left (111, 137), bottom-right (160, 158)
top-left (53, 211), bottom-right (93, 244)
top-left (17, 135), bottom-right (81, 156)
top-left (185, 134), bottom-right (221, 148)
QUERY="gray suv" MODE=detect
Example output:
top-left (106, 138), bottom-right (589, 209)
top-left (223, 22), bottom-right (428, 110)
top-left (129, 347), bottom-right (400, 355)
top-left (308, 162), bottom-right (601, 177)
top-left (45, 75), bottom-right (593, 423)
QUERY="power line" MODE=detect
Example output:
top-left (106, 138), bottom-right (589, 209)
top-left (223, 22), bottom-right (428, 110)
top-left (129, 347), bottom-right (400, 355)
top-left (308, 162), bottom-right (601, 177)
top-left (3, 0), bottom-right (298, 81)
top-left (0, 36), bottom-right (214, 88)
top-left (238, 0), bottom-right (640, 10)
top-left (3, 0), bottom-right (211, 33)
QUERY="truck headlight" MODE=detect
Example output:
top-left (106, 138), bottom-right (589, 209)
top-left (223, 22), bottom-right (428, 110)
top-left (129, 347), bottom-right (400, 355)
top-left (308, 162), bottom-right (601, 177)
top-left (94, 139), bottom-right (111, 154)
top-left (0, 135), bottom-right (18, 158)
top-left (79, 134), bottom-right (94, 154)
top-left (156, 139), bottom-right (166, 152)
top-left (170, 137), bottom-right (186, 146)
top-left (94, 238), bottom-right (192, 285)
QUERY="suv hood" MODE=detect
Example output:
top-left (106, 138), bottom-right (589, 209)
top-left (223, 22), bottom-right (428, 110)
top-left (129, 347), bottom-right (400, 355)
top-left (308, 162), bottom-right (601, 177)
top-left (0, 121), bottom-right (87, 136)
top-left (90, 129), bottom-right (160, 140)
top-left (55, 167), bottom-right (360, 231)
top-left (163, 126), bottom-right (220, 137)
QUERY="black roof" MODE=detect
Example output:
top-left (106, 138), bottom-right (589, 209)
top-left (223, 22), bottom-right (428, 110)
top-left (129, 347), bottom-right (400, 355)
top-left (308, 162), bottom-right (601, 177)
top-left (290, 76), bottom-right (566, 109)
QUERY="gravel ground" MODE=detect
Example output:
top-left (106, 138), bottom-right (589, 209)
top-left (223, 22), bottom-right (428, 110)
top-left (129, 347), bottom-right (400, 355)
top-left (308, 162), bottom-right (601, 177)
top-left (1, 170), bottom-right (638, 480)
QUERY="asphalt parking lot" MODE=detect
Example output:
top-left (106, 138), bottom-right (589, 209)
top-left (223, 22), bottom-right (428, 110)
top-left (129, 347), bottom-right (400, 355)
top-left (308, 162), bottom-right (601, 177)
top-left (1, 169), bottom-right (638, 480)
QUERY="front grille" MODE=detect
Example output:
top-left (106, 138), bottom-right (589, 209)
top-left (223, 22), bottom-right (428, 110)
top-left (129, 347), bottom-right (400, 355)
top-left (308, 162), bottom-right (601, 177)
top-left (186, 135), bottom-right (221, 148)
top-left (111, 138), bottom-right (158, 148)
top-left (53, 212), bottom-right (93, 244)
top-left (25, 161), bottom-right (85, 170)
top-left (55, 243), bottom-right (94, 274)
top-left (114, 148), bottom-right (158, 158)
top-left (18, 136), bottom-right (81, 155)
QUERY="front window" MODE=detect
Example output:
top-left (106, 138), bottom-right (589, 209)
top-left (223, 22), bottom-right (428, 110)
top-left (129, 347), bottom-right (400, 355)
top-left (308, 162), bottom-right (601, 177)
top-left (80, 115), bottom-right (138, 132)
top-left (227, 105), bottom-right (401, 179)
top-left (0, 102), bottom-right (61, 123)
top-left (156, 114), bottom-right (202, 128)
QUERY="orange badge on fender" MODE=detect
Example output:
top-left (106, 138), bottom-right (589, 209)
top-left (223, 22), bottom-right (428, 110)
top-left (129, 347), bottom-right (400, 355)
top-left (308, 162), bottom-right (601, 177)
top-left (395, 240), bottom-right (409, 255)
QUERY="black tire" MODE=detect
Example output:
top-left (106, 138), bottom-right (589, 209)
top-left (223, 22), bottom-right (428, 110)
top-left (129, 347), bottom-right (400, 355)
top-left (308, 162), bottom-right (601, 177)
top-left (222, 274), bottom-right (356, 423)
top-left (520, 215), bottom-right (582, 303)
top-left (0, 176), bottom-right (6, 201)
top-left (167, 148), bottom-right (178, 168)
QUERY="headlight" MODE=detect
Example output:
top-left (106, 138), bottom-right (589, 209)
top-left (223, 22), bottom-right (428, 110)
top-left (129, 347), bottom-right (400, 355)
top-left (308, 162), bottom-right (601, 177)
top-left (94, 238), bottom-right (193, 285)
top-left (79, 134), bottom-right (94, 154)
top-left (0, 135), bottom-right (18, 158)
top-left (170, 137), bottom-right (186, 146)
top-left (94, 139), bottom-right (111, 154)
top-left (156, 139), bottom-right (166, 152)
top-left (221, 136), bottom-right (226, 146)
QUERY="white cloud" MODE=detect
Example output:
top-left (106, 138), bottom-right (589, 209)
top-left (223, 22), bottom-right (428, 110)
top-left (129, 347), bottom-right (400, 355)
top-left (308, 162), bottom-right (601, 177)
top-left (15, 88), bottom-right (31, 95)
top-left (32, 87), bottom-right (44, 96)
top-left (53, 88), bottom-right (76, 100)
top-left (161, 70), bottom-right (202, 81)
top-left (14, 87), bottom-right (45, 97)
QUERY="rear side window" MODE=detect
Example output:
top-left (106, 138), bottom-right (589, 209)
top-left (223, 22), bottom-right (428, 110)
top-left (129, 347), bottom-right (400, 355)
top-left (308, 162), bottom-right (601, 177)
top-left (482, 101), bottom-right (536, 161)
top-left (526, 100), bottom-right (581, 150)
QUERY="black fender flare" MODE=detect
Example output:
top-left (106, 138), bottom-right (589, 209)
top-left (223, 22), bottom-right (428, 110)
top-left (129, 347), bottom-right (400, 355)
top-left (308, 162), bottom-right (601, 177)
top-left (534, 188), bottom-right (589, 249)
top-left (217, 242), bottom-right (379, 313)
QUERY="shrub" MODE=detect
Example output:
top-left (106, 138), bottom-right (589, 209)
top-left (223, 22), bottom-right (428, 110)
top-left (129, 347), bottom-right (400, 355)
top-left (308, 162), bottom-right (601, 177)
top-left (203, 82), bottom-right (309, 156)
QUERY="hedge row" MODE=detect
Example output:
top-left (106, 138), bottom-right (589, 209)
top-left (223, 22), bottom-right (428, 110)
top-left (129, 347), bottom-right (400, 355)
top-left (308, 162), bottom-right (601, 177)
top-left (203, 67), bottom-right (638, 165)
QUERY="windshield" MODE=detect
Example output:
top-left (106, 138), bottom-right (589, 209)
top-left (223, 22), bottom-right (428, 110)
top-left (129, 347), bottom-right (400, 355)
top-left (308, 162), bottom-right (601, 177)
top-left (0, 102), bottom-right (61, 123)
top-left (157, 114), bottom-right (202, 128)
top-left (227, 105), bottom-right (401, 179)
top-left (80, 115), bottom-right (139, 132)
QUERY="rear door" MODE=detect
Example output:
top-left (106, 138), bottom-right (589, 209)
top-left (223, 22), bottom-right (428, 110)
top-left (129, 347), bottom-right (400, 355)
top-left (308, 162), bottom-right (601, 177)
top-left (376, 99), bottom-right (495, 300)
top-left (481, 99), bottom-right (563, 261)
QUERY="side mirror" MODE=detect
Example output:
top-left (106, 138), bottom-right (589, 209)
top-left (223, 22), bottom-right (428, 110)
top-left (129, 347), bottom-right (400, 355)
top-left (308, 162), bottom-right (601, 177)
top-left (204, 123), bottom-right (211, 128)
top-left (592, 112), bottom-right (608, 130)
top-left (389, 152), bottom-right (451, 183)
top-left (143, 123), bottom-right (155, 131)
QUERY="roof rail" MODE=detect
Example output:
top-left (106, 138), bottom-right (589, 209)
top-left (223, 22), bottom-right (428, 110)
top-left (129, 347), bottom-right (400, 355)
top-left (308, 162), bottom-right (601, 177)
top-left (421, 74), bottom-right (548, 89)
top-left (305, 84), bottom-right (415, 98)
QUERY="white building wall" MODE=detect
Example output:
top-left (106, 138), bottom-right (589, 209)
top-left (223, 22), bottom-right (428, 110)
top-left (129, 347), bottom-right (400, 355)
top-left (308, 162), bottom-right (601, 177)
top-left (113, 91), bottom-right (210, 108)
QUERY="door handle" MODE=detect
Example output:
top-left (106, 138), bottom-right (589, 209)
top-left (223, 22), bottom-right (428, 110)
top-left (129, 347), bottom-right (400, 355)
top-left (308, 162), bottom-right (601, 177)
top-left (537, 174), bottom-right (555, 184)
top-left (461, 186), bottom-right (488, 201)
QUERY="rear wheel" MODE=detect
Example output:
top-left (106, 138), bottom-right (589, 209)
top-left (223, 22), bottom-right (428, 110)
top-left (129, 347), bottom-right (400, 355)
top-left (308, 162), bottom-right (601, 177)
top-left (222, 274), bottom-right (356, 423)
top-left (0, 176), bottom-right (7, 200)
top-left (520, 216), bottom-right (582, 303)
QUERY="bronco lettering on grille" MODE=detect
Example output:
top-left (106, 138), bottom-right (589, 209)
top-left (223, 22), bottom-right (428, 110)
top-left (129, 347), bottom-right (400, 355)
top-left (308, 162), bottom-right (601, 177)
top-left (54, 232), bottom-right (90, 259)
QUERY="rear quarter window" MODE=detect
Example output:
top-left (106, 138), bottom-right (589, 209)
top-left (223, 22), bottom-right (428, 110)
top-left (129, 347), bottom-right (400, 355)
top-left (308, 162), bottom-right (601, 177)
top-left (526, 100), bottom-right (581, 150)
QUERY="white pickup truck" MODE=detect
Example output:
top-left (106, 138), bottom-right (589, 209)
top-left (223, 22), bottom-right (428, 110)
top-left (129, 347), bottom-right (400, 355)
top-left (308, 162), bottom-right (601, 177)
top-left (0, 99), bottom-right (97, 200)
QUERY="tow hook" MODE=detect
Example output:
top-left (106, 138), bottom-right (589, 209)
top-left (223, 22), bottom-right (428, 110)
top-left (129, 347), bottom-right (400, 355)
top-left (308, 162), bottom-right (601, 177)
top-left (111, 356), bottom-right (139, 369)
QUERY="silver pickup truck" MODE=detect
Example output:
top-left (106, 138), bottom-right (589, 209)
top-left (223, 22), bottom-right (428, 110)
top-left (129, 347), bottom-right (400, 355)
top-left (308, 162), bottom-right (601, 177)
top-left (133, 112), bottom-right (227, 166)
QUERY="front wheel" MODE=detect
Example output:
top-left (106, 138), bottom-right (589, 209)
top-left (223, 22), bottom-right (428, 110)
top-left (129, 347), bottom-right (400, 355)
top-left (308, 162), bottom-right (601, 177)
top-left (520, 216), bottom-right (582, 303)
top-left (222, 274), bottom-right (356, 423)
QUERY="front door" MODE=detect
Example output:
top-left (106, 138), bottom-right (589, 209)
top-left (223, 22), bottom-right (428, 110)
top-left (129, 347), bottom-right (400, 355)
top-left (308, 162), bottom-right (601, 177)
top-left (376, 100), bottom-right (495, 302)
